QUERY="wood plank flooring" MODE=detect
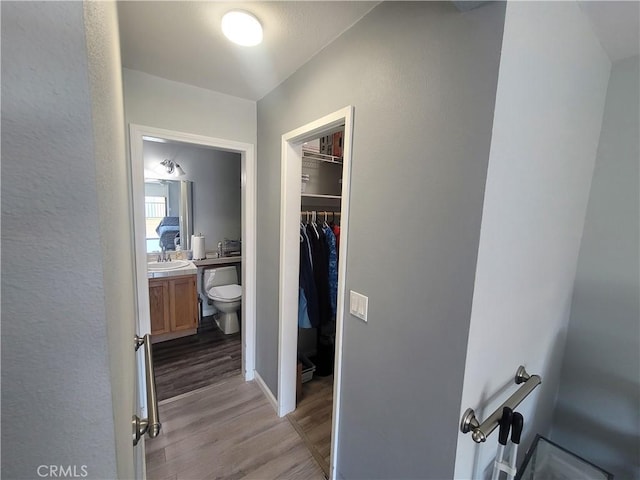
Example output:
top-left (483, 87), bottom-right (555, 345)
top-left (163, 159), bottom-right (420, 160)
top-left (153, 319), bottom-right (241, 401)
top-left (146, 375), bottom-right (325, 480)
top-left (287, 376), bottom-right (334, 477)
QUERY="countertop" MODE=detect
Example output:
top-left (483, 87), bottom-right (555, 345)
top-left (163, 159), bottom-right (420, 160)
top-left (147, 261), bottom-right (198, 279)
top-left (192, 256), bottom-right (242, 268)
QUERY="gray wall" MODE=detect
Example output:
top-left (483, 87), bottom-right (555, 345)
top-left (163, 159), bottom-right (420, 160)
top-left (190, 150), bottom-right (241, 249)
top-left (552, 55), bottom-right (640, 479)
top-left (256, 2), bottom-right (505, 478)
top-left (2, 1), bottom-right (133, 478)
top-left (454, 2), bottom-right (611, 477)
top-left (143, 141), bottom-right (242, 251)
top-left (122, 68), bottom-right (256, 145)
top-left (84, 2), bottom-right (139, 477)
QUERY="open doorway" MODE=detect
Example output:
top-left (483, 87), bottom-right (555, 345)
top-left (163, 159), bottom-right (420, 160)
top-left (144, 139), bottom-right (245, 402)
top-left (129, 123), bottom-right (256, 409)
top-left (278, 107), bottom-right (354, 479)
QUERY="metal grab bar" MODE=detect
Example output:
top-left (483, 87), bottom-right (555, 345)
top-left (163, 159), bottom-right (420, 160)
top-left (132, 334), bottom-right (161, 446)
top-left (460, 366), bottom-right (541, 443)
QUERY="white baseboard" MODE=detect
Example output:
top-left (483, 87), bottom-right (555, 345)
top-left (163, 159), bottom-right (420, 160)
top-left (253, 371), bottom-right (278, 413)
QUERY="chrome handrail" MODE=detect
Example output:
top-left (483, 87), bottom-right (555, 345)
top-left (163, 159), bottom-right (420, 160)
top-left (133, 334), bottom-right (161, 446)
top-left (460, 366), bottom-right (541, 443)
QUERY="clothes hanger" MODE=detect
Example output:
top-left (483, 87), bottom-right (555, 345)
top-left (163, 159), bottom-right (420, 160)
top-left (311, 211), bottom-right (319, 238)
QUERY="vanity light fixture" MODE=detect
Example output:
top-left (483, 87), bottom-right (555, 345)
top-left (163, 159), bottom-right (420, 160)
top-left (221, 10), bottom-right (263, 46)
top-left (159, 159), bottom-right (186, 177)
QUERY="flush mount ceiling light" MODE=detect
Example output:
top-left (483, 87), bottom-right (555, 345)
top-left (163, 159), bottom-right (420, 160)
top-left (159, 159), bottom-right (186, 177)
top-left (222, 10), bottom-right (263, 46)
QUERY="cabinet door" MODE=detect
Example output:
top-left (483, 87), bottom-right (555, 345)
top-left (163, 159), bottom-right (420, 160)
top-left (149, 279), bottom-right (170, 335)
top-left (169, 275), bottom-right (197, 332)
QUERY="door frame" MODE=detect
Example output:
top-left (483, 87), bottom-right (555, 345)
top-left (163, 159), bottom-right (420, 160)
top-left (129, 124), bottom-right (257, 384)
top-left (278, 106), bottom-right (354, 480)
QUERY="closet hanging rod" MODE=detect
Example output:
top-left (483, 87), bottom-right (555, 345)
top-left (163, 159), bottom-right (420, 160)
top-left (300, 210), bottom-right (341, 216)
top-left (460, 366), bottom-right (541, 444)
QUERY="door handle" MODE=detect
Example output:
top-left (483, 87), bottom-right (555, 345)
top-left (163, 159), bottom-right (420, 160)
top-left (132, 334), bottom-right (161, 446)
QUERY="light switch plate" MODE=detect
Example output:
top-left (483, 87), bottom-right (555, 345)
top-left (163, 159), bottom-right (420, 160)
top-left (349, 290), bottom-right (368, 322)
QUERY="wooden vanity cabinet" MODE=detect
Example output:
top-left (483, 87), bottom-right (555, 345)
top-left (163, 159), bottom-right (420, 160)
top-left (149, 274), bottom-right (197, 341)
top-left (169, 275), bottom-right (197, 332)
top-left (149, 279), bottom-right (171, 335)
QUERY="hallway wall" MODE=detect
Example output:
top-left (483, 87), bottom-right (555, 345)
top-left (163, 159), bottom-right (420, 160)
top-left (454, 2), bottom-right (611, 478)
top-left (2, 2), bottom-right (129, 478)
top-left (122, 68), bottom-right (256, 145)
top-left (84, 2), bottom-right (139, 477)
top-left (256, 2), bottom-right (506, 478)
top-left (552, 55), bottom-right (640, 479)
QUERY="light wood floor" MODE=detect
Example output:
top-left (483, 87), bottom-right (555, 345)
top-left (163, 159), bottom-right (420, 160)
top-left (146, 375), bottom-right (325, 480)
top-left (287, 376), bottom-right (334, 477)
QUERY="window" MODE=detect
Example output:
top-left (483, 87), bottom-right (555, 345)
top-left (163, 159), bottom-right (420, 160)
top-left (145, 195), bottom-right (166, 252)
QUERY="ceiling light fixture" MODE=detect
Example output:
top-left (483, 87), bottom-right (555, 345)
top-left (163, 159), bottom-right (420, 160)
top-left (159, 159), bottom-right (186, 177)
top-left (222, 10), bottom-right (263, 47)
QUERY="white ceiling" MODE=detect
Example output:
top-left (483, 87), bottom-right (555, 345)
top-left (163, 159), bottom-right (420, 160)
top-left (118, 1), bottom-right (378, 101)
top-left (118, 1), bottom-right (639, 102)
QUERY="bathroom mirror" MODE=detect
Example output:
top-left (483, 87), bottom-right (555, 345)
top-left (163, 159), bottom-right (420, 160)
top-left (144, 179), bottom-right (193, 253)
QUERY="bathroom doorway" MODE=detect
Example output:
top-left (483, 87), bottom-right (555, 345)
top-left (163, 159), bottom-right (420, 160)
top-left (129, 124), bottom-right (256, 409)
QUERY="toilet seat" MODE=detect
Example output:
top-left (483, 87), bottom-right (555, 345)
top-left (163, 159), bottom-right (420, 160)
top-left (207, 284), bottom-right (242, 302)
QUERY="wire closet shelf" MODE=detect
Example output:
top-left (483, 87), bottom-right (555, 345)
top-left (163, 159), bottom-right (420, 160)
top-left (302, 149), bottom-right (343, 166)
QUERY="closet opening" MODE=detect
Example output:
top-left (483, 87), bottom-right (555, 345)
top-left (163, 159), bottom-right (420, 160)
top-left (278, 106), bottom-right (354, 480)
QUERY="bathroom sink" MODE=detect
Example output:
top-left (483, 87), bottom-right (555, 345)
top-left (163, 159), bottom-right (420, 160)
top-left (147, 260), bottom-right (192, 271)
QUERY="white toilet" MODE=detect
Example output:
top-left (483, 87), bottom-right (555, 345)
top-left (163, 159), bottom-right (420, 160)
top-left (203, 266), bottom-right (242, 335)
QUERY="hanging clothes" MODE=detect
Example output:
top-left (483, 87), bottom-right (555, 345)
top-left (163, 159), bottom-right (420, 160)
top-left (332, 224), bottom-right (341, 262)
top-left (307, 223), bottom-right (332, 326)
top-left (323, 225), bottom-right (338, 317)
top-left (299, 226), bottom-right (319, 327)
top-left (315, 222), bottom-right (336, 377)
top-left (296, 213), bottom-right (340, 377)
top-left (298, 288), bottom-right (312, 329)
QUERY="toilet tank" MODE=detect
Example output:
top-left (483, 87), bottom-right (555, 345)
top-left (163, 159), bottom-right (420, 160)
top-left (204, 266), bottom-right (238, 290)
